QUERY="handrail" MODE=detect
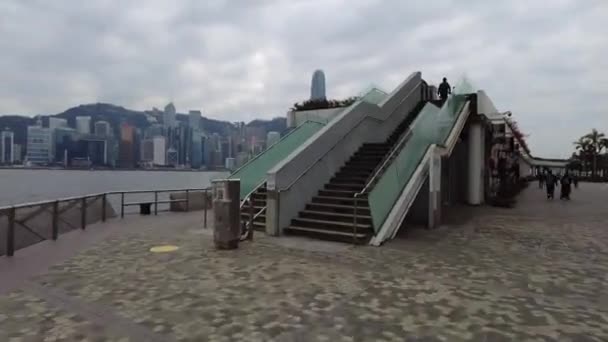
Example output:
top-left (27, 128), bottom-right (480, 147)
top-left (1, 186), bottom-right (213, 257)
top-left (278, 83), bottom-right (422, 192)
top-left (356, 129), bottom-right (414, 197)
top-left (240, 180), bottom-right (265, 207)
top-left (0, 187), bottom-right (211, 212)
top-left (228, 120), bottom-right (325, 178)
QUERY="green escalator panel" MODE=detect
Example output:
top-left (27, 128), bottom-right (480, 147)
top-left (229, 121), bottom-right (325, 199)
top-left (368, 78), bottom-right (474, 230)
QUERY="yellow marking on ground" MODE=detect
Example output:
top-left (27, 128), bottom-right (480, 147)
top-left (150, 245), bottom-right (179, 253)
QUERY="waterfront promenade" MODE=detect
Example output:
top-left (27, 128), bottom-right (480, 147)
top-left (1, 184), bottom-right (607, 341)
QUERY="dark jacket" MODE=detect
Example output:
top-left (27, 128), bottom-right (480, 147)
top-left (438, 81), bottom-right (451, 98)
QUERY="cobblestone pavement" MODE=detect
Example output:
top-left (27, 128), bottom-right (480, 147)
top-left (1, 183), bottom-right (607, 341)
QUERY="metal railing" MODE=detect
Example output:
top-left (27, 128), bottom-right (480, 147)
top-left (0, 187), bottom-right (211, 257)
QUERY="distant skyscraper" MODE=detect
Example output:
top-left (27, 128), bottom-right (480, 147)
top-left (94, 121), bottom-right (111, 137)
top-left (119, 123), bottom-right (135, 168)
top-left (13, 144), bottom-right (22, 163)
top-left (26, 123), bottom-right (52, 165)
top-left (266, 131), bottom-right (280, 147)
top-left (153, 136), bottom-right (167, 166)
top-left (49, 118), bottom-right (68, 131)
top-left (189, 110), bottom-right (202, 130)
top-left (1, 129), bottom-right (14, 164)
top-left (164, 103), bottom-right (177, 128)
top-left (310, 69), bottom-right (326, 100)
top-left (76, 116), bottom-right (91, 135)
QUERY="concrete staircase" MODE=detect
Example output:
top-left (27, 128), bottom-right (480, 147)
top-left (284, 102), bottom-right (425, 243)
top-left (240, 185), bottom-right (267, 231)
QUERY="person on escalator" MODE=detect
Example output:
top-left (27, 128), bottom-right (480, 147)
top-left (438, 77), bottom-right (451, 102)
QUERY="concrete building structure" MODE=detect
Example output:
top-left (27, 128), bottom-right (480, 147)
top-left (310, 70), bottom-right (326, 100)
top-left (266, 131), bottom-right (280, 147)
top-left (26, 123), bottom-right (52, 165)
top-left (189, 110), bottom-right (201, 130)
top-left (94, 121), bottom-right (111, 137)
top-left (164, 103), bottom-right (177, 128)
top-left (1, 129), bottom-right (14, 164)
top-left (49, 118), bottom-right (68, 131)
top-left (75, 116), bottom-right (91, 135)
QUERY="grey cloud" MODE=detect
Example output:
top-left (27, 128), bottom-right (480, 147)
top-left (1, 0), bottom-right (607, 157)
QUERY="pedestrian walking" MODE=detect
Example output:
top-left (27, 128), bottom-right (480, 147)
top-left (438, 77), bottom-right (451, 102)
top-left (545, 170), bottom-right (557, 199)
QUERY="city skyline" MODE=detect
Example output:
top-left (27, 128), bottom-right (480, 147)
top-left (0, 101), bottom-right (285, 170)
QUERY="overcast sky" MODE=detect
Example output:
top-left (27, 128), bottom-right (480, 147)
top-left (1, 0), bottom-right (606, 158)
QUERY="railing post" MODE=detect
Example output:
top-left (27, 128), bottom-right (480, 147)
top-left (353, 196), bottom-right (358, 246)
top-left (101, 194), bottom-right (107, 222)
top-left (52, 201), bottom-right (59, 240)
top-left (185, 189), bottom-right (190, 212)
top-left (81, 197), bottom-right (87, 230)
top-left (248, 198), bottom-right (254, 241)
top-left (6, 207), bottom-right (15, 257)
top-left (203, 189), bottom-right (208, 228)
top-left (121, 192), bottom-right (125, 218)
top-left (154, 191), bottom-right (158, 215)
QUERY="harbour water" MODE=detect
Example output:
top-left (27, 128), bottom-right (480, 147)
top-left (0, 169), bottom-right (229, 206)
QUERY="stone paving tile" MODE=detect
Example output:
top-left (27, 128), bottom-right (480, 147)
top-left (1, 184), bottom-right (608, 341)
top-left (0, 290), bottom-right (129, 342)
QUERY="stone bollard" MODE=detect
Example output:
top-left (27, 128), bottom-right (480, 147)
top-left (212, 179), bottom-right (241, 250)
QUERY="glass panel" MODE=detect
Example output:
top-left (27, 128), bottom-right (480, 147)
top-left (368, 78), bottom-right (473, 230)
top-left (229, 121), bottom-right (325, 199)
top-left (360, 88), bottom-right (388, 105)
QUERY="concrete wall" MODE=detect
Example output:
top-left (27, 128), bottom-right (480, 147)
top-left (405, 177), bottom-right (429, 226)
top-left (267, 72), bottom-right (423, 234)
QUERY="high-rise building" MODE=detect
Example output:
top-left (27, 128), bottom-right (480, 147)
top-left (12, 144), bottom-right (22, 163)
top-left (26, 123), bottom-right (52, 165)
top-left (190, 131), bottom-right (203, 169)
top-left (76, 116), bottom-right (92, 135)
top-left (141, 139), bottom-right (154, 164)
top-left (164, 103), bottom-right (176, 128)
top-left (119, 123), bottom-right (135, 168)
top-left (167, 147), bottom-right (178, 167)
top-left (235, 151), bottom-right (249, 168)
top-left (225, 157), bottom-right (236, 170)
top-left (310, 69), bottom-right (326, 100)
top-left (189, 110), bottom-right (202, 130)
top-left (53, 127), bottom-right (78, 163)
top-left (1, 129), bottom-right (14, 164)
top-left (153, 136), bottom-right (166, 166)
top-left (266, 131), bottom-right (280, 147)
top-left (49, 117), bottom-right (68, 131)
top-left (94, 121), bottom-right (111, 137)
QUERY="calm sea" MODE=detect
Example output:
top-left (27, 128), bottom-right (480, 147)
top-left (0, 169), bottom-right (229, 206)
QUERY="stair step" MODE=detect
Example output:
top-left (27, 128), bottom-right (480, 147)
top-left (325, 183), bottom-right (365, 191)
top-left (300, 210), bottom-right (373, 224)
top-left (312, 196), bottom-right (368, 206)
top-left (329, 178), bottom-right (366, 185)
top-left (284, 226), bottom-right (369, 243)
top-left (331, 175), bottom-right (369, 182)
top-left (306, 203), bottom-right (370, 215)
top-left (291, 217), bottom-right (373, 233)
top-left (318, 189), bottom-right (358, 197)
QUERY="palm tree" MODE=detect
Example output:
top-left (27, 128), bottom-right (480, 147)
top-left (584, 129), bottom-right (606, 179)
top-left (573, 137), bottom-right (592, 176)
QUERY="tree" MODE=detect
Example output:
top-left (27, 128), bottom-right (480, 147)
top-left (584, 129), bottom-right (606, 179)
top-left (573, 137), bottom-right (592, 175)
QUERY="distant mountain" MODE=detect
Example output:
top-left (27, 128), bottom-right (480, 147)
top-left (0, 103), bottom-right (287, 145)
